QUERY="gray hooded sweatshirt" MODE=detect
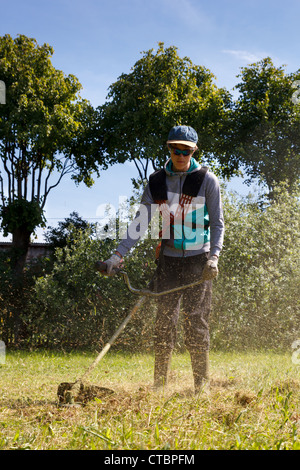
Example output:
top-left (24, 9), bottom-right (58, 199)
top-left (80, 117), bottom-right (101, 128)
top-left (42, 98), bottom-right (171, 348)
top-left (116, 158), bottom-right (224, 258)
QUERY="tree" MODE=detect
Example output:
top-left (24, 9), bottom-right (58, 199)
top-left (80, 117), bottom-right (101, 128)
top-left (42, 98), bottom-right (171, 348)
top-left (0, 34), bottom-right (104, 278)
top-left (231, 58), bottom-right (300, 192)
top-left (44, 211), bottom-right (96, 249)
top-left (98, 42), bottom-right (237, 184)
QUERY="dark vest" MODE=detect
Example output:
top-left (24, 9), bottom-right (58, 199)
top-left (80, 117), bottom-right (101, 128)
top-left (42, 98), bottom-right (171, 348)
top-left (149, 166), bottom-right (209, 261)
top-left (149, 166), bottom-right (208, 203)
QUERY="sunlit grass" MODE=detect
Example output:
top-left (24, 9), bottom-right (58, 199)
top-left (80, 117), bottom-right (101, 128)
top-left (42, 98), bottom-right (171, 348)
top-left (1, 350), bottom-right (300, 450)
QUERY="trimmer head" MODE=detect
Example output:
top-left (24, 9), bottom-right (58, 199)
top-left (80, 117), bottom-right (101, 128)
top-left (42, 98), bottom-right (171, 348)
top-left (57, 382), bottom-right (114, 405)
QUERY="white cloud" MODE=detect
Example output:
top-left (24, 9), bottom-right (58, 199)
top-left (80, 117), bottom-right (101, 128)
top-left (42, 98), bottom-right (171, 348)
top-left (222, 50), bottom-right (265, 63)
top-left (161, 0), bottom-right (212, 28)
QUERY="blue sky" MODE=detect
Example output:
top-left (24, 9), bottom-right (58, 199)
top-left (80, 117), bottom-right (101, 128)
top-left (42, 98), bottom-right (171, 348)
top-left (1, 0), bottom-right (299, 240)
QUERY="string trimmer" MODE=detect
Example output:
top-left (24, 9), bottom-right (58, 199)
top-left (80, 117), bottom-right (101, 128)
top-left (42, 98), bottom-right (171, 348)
top-left (57, 261), bottom-right (208, 405)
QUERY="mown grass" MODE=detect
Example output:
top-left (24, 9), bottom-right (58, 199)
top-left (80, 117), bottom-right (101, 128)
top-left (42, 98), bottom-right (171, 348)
top-left (1, 350), bottom-right (300, 450)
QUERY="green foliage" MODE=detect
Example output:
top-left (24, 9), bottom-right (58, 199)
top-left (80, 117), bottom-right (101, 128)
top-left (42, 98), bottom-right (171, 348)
top-left (14, 184), bottom-right (297, 352)
top-left (43, 211), bottom-right (96, 249)
top-left (0, 34), bottom-right (91, 181)
top-left (30, 229), bottom-right (157, 350)
top-left (0, 198), bottom-right (45, 236)
top-left (211, 183), bottom-right (300, 349)
top-left (0, 249), bottom-right (51, 346)
top-left (0, 34), bottom-right (103, 270)
top-left (98, 42), bottom-right (236, 182)
top-left (1, 184), bottom-right (298, 350)
top-left (0, 185), bottom-right (299, 351)
top-left (230, 58), bottom-right (300, 191)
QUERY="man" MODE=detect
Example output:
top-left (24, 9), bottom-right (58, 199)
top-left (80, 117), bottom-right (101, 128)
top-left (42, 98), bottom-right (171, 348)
top-left (102, 125), bottom-right (224, 393)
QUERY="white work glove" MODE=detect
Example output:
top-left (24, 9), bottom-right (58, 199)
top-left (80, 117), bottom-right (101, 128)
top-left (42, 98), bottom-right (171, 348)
top-left (104, 253), bottom-right (123, 275)
top-left (202, 255), bottom-right (219, 280)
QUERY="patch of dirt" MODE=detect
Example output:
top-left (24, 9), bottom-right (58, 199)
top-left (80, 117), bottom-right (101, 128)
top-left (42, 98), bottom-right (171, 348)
top-left (234, 390), bottom-right (257, 406)
top-left (57, 382), bottom-right (114, 404)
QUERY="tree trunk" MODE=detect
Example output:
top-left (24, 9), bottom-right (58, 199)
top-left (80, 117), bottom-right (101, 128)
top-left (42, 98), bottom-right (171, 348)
top-left (10, 226), bottom-right (32, 345)
top-left (12, 226), bottom-right (31, 279)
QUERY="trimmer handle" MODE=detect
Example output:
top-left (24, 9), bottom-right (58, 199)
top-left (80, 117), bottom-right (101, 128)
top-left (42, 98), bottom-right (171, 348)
top-left (95, 260), bottom-right (108, 273)
top-left (95, 260), bottom-right (120, 276)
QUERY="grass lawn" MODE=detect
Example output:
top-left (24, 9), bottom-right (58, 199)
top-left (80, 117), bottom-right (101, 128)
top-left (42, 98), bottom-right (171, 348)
top-left (0, 349), bottom-right (300, 450)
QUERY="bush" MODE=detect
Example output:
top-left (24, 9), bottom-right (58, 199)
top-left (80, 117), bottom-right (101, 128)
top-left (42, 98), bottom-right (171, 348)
top-left (0, 250), bottom-right (51, 347)
top-left (211, 183), bottom-right (300, 350)
top-left (31, 228), bottom-right (158, 350)
top-left (1, 184), bottom-right (299, 352)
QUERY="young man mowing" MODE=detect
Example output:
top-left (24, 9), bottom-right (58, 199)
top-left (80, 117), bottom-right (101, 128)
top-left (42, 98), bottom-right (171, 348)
top-left (102, 125), bottom-right (225, 393)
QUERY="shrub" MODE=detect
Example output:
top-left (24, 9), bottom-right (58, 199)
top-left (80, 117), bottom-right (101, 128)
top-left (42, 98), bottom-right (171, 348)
top-left (2, 184), bottom-right (299, 352)
top-left (31, 228), bottom-right (158, 350)
top-left (211, 183), bottom-right (300, 350)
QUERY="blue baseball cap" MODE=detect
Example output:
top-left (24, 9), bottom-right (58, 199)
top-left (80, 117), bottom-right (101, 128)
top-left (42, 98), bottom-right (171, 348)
top-left (167, 125), bottom-right (198, 148)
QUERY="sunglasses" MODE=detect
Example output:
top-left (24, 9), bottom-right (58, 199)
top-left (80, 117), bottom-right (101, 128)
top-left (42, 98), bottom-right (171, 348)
top-left (171, 146), bottom-right (194, 156)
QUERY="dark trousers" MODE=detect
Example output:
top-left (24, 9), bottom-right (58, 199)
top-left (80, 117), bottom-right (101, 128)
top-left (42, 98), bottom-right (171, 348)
top-left (152, 253), bottom-right (212, 355)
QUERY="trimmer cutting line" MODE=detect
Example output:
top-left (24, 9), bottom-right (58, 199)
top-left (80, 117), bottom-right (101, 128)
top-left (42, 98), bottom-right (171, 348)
top-left (57, 261), bottom-right (208, 405)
